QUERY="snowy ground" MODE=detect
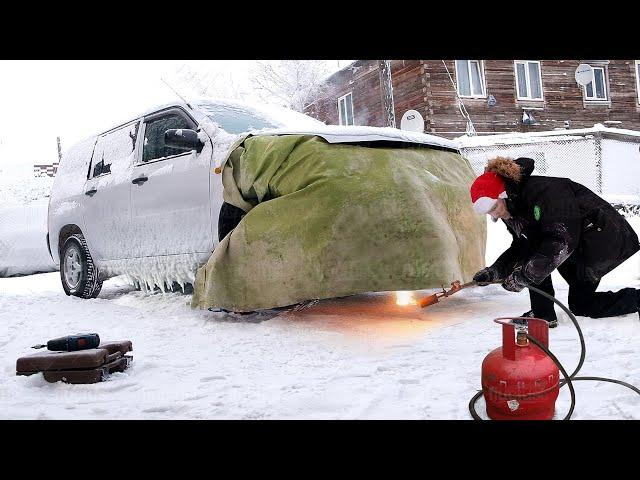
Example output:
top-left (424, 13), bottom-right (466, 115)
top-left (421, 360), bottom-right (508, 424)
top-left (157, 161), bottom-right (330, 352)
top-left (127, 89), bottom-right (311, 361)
top-left (0, 220), bottom-right (638, 419)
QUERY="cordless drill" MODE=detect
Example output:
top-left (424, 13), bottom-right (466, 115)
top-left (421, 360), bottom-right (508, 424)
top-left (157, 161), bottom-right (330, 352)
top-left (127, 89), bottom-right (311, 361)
top-left (32, 333), bottom-right (101, 351)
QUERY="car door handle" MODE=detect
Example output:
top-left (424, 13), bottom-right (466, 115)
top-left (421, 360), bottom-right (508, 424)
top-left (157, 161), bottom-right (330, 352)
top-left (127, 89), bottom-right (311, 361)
top-left (132, 176), bottom-right (148, 185)
top-left (85, 188), bottom-right (98, 197)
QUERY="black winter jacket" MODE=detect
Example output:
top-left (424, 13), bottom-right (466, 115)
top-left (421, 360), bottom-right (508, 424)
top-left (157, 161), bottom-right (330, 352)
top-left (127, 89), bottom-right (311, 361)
top-left (491, 158), bottom-right (640, 284)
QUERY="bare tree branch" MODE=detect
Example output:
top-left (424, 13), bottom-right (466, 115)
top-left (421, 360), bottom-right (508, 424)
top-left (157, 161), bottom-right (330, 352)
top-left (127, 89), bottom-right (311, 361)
top-left (251, 61), bottom-right (331, 112)
top-left (169, 63), bottom-right (250, 101)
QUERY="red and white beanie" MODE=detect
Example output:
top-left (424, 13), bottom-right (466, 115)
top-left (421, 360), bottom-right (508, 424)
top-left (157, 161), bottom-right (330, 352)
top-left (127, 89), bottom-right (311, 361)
top-left (469, 172), bottom-right (507, 214)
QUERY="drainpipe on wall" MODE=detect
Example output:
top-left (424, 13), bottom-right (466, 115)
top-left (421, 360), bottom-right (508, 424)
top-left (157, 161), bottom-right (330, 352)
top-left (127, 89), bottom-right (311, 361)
top-left (378, 60), bottom-right (396, 128)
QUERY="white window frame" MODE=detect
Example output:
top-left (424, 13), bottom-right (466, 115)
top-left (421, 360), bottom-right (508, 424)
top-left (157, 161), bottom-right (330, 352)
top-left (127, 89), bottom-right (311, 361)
top-left (337, 92), bottom-right (354, 126)
top-left (583, 65), bottom-right (609, 102)
top-left (455, 60), bottom-right (487, 98)
top-left (514, 60), bottom-right (544, 101)
top-left (635, 60), bottom-right (640, 104)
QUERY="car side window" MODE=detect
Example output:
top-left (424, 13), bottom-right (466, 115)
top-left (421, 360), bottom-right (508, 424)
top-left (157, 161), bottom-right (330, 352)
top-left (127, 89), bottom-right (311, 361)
top-left (142, 114), bottom-right (192, 163)
top-left (89, 121), bottom-right (139, 178)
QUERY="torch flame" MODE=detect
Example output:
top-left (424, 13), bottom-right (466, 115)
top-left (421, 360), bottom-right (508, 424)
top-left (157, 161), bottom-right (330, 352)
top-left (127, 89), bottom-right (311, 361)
top-left (395, 291), bottom-right (416, 306)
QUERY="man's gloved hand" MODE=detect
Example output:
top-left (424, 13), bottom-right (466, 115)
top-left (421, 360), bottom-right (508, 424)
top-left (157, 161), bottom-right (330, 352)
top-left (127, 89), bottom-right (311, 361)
top-left (473, 266), bottom-right (501, 285)
top-left (502, 265), bottom-right (529, 292)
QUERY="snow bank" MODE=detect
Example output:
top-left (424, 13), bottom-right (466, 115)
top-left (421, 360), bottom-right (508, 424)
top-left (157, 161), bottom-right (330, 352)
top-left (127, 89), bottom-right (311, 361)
top-left (0, 201), bottom-right (57, 277)
top-left (603, 194), bottom-right (640, 205)
top-left (0, 159), bottom-right (54, 207)
top-left (456, 123), bottom-right (640, 148)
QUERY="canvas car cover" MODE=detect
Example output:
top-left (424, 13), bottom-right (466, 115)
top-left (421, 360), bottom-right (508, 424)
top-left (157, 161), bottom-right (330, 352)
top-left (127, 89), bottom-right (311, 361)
top-left (191, 134), bottom-right (486, 312)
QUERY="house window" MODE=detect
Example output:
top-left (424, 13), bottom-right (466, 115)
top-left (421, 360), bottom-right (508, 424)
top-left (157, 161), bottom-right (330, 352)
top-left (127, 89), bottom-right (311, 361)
top-left (514, 61), bottom-right (543, 100)
top-left (584, 66), bottom-right (608, 101)
top-left (338, 92), bottom-right (354, 126)
top-left (635, 61), bottom-right (640, 104)
top-left (455, 60), bottom-right (486, 97)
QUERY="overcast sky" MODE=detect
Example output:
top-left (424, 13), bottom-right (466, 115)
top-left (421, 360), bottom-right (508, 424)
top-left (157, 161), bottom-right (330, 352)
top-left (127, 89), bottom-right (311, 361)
top-left (0, 60), bottom-right (348, 174)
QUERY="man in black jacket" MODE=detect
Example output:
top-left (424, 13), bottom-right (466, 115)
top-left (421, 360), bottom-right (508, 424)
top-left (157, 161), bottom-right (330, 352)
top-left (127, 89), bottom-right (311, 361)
top-left (469, 156), bottom-right (640, 327)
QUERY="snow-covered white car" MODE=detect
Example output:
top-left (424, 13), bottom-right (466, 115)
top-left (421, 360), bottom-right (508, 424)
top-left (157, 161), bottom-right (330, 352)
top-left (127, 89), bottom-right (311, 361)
top-left (47, 98), bottom-right (459, 298)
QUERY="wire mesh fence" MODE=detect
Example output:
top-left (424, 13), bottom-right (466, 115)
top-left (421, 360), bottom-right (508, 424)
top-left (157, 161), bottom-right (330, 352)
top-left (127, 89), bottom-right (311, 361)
top-left (460, 136), bottom-right (602, 193)
top-left (459, 131), bottom-right (640, 217)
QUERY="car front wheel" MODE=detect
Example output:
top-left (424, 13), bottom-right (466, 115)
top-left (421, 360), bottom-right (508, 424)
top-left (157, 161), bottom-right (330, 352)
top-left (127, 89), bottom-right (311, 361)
top-left (60, 233), bottom-right (103, 298)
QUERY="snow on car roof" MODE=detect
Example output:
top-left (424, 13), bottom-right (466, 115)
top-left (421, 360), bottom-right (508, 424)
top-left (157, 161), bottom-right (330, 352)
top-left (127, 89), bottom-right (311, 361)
top-left (254, 125), bottom-right (460, 151)
top-left (103, 98), bottom-right (322, 133)
top-left (192, 98), bottom-right (324, 133)
top-left (195, 98), bottom-right (323, 125)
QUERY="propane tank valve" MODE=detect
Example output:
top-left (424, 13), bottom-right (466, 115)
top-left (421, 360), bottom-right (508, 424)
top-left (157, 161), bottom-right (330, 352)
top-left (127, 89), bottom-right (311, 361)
top-left (516, 330), bottom-right (529, 346)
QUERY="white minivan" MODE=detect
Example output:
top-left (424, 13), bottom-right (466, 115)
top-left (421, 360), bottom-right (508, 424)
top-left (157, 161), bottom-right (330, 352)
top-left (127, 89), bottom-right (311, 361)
top-left (47, 98), bottom-right (459, 298)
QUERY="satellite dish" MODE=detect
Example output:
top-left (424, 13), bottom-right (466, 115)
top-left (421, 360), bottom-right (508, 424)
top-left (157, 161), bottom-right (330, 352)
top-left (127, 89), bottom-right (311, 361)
top-left (400, 110), bottom-right (425, 132)
top-left (575, 63), bottom-right (594, 86)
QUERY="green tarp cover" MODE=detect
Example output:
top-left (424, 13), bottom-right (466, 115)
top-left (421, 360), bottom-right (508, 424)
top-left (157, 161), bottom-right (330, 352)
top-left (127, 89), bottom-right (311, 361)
top-left (192, 134), bottom-right (486, 311)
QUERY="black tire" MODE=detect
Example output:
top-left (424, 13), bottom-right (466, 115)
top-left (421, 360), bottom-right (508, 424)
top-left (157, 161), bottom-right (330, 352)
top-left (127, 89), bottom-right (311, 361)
top-left (218, 202), bottom-right (246, 242)
top-left (60, 233), bottom-right (103, 298)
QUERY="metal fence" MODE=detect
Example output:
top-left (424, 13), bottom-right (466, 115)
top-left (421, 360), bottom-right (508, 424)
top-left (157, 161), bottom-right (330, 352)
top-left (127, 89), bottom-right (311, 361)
top-left (459, 130), bottom-right (640, 207)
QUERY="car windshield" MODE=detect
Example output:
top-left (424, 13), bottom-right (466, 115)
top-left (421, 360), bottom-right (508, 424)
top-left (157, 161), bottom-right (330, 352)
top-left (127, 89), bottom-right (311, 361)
top-left (195, 101), bottom-right (282, 134)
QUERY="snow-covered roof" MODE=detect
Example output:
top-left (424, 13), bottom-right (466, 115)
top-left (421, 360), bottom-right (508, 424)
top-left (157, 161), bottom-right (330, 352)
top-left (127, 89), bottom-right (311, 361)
top-left (456, 123), bottom-right (640, 148)
top-left (602, 193), bottom-right (640, 205)
top-left (319, 60), bottom-right (359, 82)
top-left (254, 125), bottom-right (459, 151)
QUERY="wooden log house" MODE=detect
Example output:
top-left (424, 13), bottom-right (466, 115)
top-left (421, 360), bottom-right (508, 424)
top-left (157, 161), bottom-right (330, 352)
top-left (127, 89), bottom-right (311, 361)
top-left (304, 60), bottom-right (640, 138)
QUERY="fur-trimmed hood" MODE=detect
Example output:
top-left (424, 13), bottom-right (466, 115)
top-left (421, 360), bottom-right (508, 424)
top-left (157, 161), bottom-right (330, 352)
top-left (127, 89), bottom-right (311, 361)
top-left (485, 157), bottom-right (535, 183)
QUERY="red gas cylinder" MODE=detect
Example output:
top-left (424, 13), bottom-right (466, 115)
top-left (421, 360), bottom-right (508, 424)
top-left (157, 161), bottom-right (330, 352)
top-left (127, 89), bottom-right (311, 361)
top-left (482, 317), bottom-right (560, 420)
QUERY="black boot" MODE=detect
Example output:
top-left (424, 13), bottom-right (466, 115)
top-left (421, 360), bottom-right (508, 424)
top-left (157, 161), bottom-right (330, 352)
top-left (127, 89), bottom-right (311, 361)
top-left (515, 310), bottom-right (558, 329)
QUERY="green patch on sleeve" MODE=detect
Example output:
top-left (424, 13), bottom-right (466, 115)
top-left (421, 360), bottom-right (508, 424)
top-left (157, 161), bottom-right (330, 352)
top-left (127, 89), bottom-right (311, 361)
top-left (534, 204), bottom-right (542, 221)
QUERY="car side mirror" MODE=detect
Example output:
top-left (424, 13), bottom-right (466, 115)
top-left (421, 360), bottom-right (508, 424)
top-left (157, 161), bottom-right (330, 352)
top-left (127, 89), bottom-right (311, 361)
top-left (164, 129), bottom-right (204, 153)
